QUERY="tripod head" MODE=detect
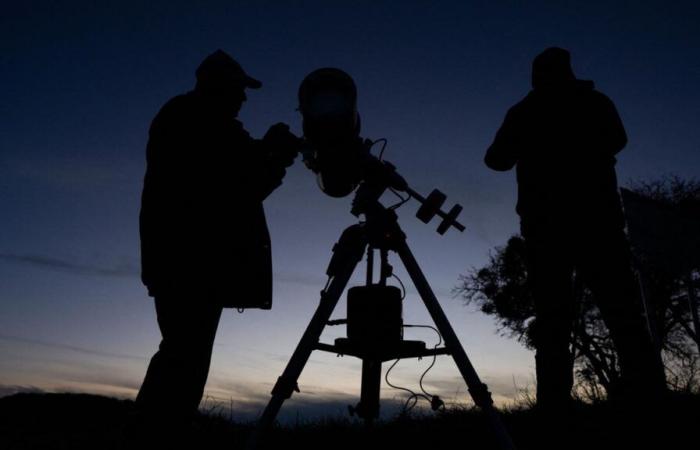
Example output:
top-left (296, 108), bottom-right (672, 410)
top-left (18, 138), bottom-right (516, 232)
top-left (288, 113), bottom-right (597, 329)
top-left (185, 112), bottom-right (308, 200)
top-left (298, 68), bottom-right (465, 235)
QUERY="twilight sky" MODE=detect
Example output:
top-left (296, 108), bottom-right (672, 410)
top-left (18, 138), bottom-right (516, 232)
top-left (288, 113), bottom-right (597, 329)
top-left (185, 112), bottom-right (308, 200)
top-left (1, 1), bottom-right (699, 421)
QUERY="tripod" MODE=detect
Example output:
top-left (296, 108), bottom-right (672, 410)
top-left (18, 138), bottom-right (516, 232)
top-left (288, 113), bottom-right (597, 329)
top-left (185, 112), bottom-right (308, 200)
top-left (247, 187), bottom-right (516, 450)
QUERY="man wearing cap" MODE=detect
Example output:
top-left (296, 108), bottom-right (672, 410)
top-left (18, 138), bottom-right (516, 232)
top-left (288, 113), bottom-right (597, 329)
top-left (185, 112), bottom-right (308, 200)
top-left (484, 47), bottom-right (666, 411)
top-left (134, 50), bottom-right (300, 432)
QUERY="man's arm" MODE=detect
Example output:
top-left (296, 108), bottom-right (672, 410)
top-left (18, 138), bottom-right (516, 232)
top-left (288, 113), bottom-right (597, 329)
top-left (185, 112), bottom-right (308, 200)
top-left (249, 123), bottom-right (301, 201)
top-left (143, 97), bottom-right (191, 210)
top-left (485, 108), bottom-right (521, 171)
top-left (596, 93), bottom-right (628, 156)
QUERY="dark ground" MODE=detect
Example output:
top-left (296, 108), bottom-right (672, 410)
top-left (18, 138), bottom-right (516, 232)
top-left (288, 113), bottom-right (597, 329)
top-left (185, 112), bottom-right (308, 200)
top-left (1, 392), bottom-right (698, 449)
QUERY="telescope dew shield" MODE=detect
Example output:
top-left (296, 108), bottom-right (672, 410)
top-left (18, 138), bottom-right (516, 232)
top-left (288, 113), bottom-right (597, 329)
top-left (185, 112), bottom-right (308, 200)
top-left (298, 68), bottom-right (363, 197)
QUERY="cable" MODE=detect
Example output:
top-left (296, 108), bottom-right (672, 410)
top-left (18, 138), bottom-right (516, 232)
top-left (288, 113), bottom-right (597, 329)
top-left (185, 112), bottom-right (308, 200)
top-left (389, 188), bottom-right (408, 201)
top-left (369, 138), bottom-right (388, 160)
top-left (384, 359), bottom-right (430, 413)
top-left (384, 324), bottom-right (446, 413)
top-left (388, 189), bottom-right (411, 210)
top-left (367, 138), bottom-right (412, 210)
top-left (404, 325), bottom-right (443, 400)
top-left (391, 273), bottom-right (406, 300)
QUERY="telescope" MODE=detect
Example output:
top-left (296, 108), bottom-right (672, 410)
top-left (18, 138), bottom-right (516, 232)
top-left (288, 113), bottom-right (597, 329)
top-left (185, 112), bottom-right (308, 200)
top-left (247, 68), bottom-right (515, 450)
top-left (298, 68), bottom-right (464, 234)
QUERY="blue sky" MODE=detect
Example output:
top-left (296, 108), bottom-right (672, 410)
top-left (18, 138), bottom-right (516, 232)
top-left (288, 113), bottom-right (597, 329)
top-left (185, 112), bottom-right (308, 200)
top-left (1, 1), bottom-right (699, 421)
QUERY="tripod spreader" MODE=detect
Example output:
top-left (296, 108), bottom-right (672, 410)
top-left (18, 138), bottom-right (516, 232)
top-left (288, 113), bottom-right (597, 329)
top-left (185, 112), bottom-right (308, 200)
top-left (315, 340), bottom-right (451, 362)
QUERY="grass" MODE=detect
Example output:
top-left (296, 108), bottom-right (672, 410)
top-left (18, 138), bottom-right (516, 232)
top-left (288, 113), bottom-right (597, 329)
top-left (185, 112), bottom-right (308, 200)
top-left (1, 391), bottom-right (698, 449)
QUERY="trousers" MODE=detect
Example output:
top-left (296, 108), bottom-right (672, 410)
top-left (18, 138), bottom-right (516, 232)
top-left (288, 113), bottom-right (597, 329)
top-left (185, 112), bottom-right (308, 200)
top-left (524, 225), bottom-right (666, 408)
top-left (135, 295), bottom-right (223, 423)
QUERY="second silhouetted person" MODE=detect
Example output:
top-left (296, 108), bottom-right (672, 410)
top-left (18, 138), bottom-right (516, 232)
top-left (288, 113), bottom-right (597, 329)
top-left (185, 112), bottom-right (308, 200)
top-left (485, 47), bottom-right (666, 411)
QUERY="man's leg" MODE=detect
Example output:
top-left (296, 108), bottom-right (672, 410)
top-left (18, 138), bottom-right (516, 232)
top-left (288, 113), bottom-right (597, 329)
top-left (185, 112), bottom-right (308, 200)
top-left (579, 229), bottom-right (666, 401)
top-left (135, 294), bottom-right (223, 425)
top-left (525, 236), bottom-right (576, 411)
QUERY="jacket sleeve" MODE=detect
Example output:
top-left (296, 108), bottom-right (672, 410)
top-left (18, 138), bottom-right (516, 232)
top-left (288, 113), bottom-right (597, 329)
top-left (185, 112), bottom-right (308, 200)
top-left (596, 93), bottom-right (628, 156)
top-left (247, 125), bottom-right (300, 202)
top-left (485, 107), bottom-right (521, 171)
top-left (247, 139), bottom-right (287, 202)
top-left (143, 100), bottom-right (195, 215)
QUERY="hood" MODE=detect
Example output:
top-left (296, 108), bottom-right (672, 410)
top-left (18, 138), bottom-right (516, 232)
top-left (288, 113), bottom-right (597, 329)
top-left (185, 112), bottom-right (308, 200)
top-left (532, 47), bottom-right (579, 89)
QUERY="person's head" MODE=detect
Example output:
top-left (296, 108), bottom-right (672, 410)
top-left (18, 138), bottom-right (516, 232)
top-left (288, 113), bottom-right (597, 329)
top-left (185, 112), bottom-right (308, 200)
top-left (531, 47), bottom-right (576, 89)
top-left (195, 49), bottom-right (262, 116)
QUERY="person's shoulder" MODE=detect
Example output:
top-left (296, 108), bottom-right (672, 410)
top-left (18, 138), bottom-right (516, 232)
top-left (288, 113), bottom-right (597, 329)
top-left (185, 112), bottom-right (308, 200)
top-left (585, 87), bottom-right (619, 112)
top-left (150, 92), bottom-right (198, 131)
top-left (505, 93), bottom-right (534, 118)
top-left (587, 87), bottom-right (609, 99)
top-left (156, 92), bottom-right (197, 119)
top-left (573, 80), bottom-right (610, 102)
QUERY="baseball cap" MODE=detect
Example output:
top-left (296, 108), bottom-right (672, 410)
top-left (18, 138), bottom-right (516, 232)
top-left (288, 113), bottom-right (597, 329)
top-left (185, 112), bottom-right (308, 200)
top-left (195, 49), bottom-right (262, 89)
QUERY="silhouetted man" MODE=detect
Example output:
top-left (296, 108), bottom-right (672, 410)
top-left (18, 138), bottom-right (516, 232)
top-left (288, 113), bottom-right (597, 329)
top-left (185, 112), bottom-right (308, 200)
top-left (485, 47), bottom-right (666, 411)
top-left (134, 50), bottom-right (299, 435)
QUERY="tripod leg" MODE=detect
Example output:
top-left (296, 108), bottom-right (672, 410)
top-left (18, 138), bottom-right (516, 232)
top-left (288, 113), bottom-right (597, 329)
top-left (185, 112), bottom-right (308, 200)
top-left (396, 240), bottom-right (517, 450)
top-left (355, 358), bottom-right (381, 424)
top-left (246, 229), bottom-right (367, 449)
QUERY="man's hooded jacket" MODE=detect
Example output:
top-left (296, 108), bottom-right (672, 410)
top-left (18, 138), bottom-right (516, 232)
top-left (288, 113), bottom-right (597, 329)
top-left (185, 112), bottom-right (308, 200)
top-left (485, 47), bottom-right (628, 235)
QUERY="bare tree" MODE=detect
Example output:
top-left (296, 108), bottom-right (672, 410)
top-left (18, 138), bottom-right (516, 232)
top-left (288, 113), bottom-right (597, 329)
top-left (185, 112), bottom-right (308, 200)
top-left (457, 176), bottom-right (700, 399)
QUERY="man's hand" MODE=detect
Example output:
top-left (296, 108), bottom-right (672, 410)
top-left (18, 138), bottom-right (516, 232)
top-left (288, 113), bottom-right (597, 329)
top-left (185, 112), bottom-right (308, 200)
top-left (263, 123), bottom-right (302, 168)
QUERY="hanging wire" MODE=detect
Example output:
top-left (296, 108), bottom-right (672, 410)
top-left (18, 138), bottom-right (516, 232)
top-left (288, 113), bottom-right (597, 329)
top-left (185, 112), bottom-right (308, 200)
top-left (405, 325), bottom-right (443, 400)
top-left (384, 324), bottom-right (445, 413)
top-left (384, 359), bottom-right (430, 413)
top-left (369, 138), bottom-right (388, 160)
top-left (368, 137), bottom-right (413, 210)
top-left (391, 273), bottom-right (406, 300)
top-left (388, 188), bottom-right (411, 210)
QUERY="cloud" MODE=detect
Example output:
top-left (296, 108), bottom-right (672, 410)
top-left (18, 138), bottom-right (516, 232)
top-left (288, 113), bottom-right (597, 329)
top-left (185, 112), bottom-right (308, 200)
top-left (275, 272), bottom-right (328, 287)
top-left (0, 252), bottom-right (351, 291)
top-left (0, 253), bottom-right (139, 277)
top-left (5, 154), bottom-right (142, 191)
top-left (0, 384), bottom-right (45, 398)
top-left (0, 333), bottom-right (146, 361)
top-left (53, 374), bottom-right (142, 396)
top-left (0, 251), bottom-right (457, 301)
